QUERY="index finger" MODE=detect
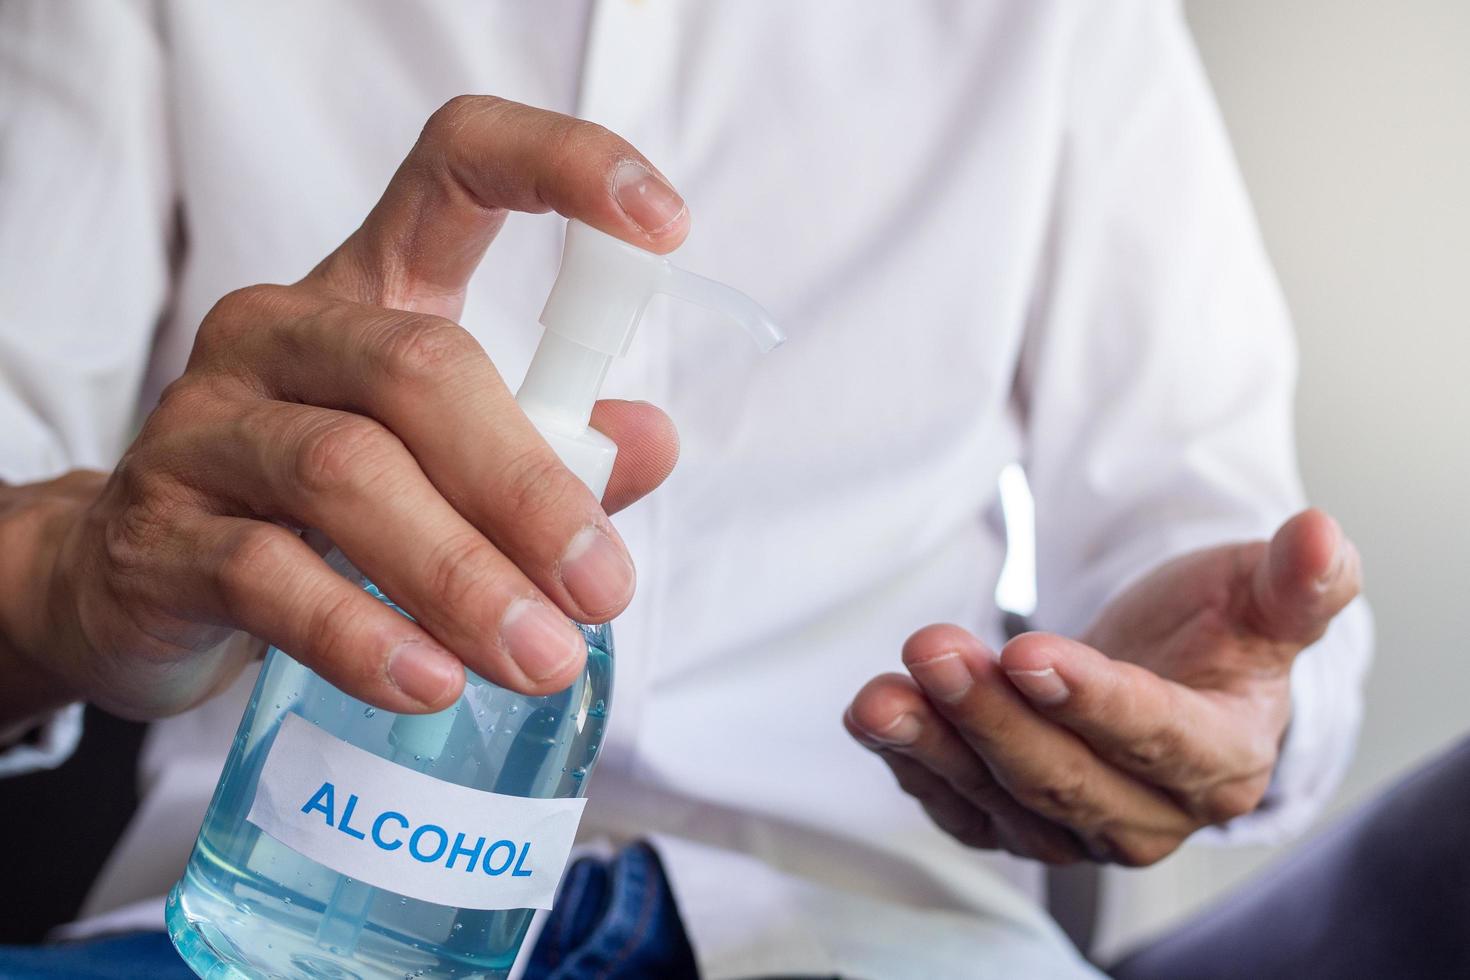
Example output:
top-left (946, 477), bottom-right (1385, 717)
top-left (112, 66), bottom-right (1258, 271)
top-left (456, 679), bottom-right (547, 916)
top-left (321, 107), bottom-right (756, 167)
top-left (309, 95), bottom-right (690, 317)
top-left (193, 293), bottom-right (676, 625)
top-left (900, 625), bottom-right (1197, 862)
top-left (999, 632), bottom-right (1277, 812)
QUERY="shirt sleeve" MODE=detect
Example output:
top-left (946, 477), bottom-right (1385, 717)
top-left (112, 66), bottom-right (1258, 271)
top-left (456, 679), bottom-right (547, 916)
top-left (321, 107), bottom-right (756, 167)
top-left (0, 704), bottom-right (84, 777)
top-left (0, 0), bottom-right (174, 479)
top-left (1015, 1), bottom-right (1372, 842)
top-left (0, 0), bottom-right (174, 776)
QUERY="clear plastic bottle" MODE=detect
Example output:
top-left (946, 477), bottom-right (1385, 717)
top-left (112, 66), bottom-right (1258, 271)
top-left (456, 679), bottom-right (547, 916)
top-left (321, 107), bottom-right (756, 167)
top-left (167, 584), bottom-right (612, 979)
top-left (167, 220), bottom-right (781, 978)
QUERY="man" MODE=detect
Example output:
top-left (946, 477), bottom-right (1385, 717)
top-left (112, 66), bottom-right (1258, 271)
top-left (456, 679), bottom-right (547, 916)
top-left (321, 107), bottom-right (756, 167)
top-left (0, 2), bottom-right (1373, 977)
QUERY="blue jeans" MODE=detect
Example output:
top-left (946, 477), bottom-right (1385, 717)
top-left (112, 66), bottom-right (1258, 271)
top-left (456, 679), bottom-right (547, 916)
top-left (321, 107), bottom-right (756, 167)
top-left (525, 841), bottom-right (698, 979)
top-left (0, 842), bottom-right (696, 980)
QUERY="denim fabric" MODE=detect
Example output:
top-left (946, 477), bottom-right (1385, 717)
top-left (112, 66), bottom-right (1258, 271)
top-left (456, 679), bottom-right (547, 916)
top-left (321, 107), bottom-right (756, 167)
top-left (0, 842), bottom-right (697, 980)
top-left (0, 931), bottom-right (194, 979)
top-left (524, 841), bottom-right (699, 980)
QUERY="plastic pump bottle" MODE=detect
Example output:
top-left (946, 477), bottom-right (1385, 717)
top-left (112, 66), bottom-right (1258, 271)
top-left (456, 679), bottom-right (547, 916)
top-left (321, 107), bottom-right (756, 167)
top-left (167, 220), bottom-right (783, 979)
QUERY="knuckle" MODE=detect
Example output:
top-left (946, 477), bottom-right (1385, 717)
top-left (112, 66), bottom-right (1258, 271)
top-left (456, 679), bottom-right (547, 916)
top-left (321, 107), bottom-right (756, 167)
top-left (1126, 726), bottom-right (1184, 772)
top-left (199, 284), bottom-right (291, 350)
top-left (102, 496), bottom-right (171, 578)
top-left (299, 588), bottom-right (365, 678)
top-left (424, 95), bottom-right (497, 144)
top-left (372, 317), bottom-right (479, 387)
top-left (145, 378), bottom-right (217, 436)
top-left (292, 416), bottom-right (399, 497)
top-left (499, 447), bottom-right (579, 526)
top-left (548, 117), bottom-right (615, 171)
top-left (1200, 780), bottom-right (1266, 824)
top-left (152, 376), bottom-right (203, 416)
top-left (215, 524), bottom-right (295, 613)
top-left (99, 454), bottom-right (190, 580)
top-left (965, 695), bottom-right (1027, 747)
top-left (1026, 768), bottom-right (1092, 820)
top-left (423, 531), bottom-right (502, 613)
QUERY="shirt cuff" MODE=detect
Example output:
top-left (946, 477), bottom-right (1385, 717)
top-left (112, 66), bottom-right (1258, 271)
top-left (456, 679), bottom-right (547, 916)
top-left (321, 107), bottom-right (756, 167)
top-left (0, 702), bottom-right (84, 777)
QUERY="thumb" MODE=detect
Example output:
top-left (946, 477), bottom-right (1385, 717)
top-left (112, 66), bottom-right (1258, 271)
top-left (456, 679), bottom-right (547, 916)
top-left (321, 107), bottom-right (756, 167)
top-left (1249, 508), bottom-right (1362, 648)
top-left (590, 399), bottom-right (680, 515)
top-left (308, 96), bottom-right (690, 318)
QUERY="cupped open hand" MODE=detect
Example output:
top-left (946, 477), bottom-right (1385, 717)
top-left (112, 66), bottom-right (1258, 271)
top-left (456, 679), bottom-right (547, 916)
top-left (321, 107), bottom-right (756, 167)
top-left (845, 509), bottom-right (1362, 865)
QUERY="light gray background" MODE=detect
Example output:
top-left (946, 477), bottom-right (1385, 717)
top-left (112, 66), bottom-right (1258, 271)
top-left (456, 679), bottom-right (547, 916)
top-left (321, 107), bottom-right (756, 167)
top-left (1092, 1), bottom-right (1470, 959)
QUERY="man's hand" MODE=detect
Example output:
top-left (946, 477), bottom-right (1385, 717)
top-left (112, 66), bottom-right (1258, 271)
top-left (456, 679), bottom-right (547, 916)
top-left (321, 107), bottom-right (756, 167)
top-left (844, 509), bottom-right (1362, 865)
top-left (0, 96), bottom-right (690, 724)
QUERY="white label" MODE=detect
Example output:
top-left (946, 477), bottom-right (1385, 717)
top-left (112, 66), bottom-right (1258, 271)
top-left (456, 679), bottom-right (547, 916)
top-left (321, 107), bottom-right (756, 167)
top-left (246, 713), bottom-right (586, 910)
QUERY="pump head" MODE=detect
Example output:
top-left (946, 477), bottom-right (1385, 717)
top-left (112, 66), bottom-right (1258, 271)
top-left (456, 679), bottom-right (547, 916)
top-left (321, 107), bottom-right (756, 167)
top-left (515, 220), bottom-right (784, 499)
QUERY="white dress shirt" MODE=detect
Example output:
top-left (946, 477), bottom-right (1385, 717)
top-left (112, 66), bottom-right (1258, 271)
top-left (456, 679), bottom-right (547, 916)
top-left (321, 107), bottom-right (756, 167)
top-left (0, 1), bottom-right (1372, 976)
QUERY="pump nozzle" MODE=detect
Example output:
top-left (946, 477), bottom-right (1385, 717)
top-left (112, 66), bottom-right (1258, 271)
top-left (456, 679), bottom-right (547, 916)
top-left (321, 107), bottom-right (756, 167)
top-left (663, 266), bottom-right (785, 354)
top-left (516, 220), bottom-right (784, 499)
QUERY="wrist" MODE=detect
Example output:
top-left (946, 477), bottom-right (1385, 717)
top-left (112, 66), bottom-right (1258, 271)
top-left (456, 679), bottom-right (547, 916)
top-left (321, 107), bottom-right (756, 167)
top-left (0, 471), bottom-right (107, 723)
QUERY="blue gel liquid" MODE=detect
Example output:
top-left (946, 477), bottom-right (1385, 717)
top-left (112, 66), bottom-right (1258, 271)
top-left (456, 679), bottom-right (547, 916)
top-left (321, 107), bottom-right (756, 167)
top-left (167, 584), bottom-right (611, 979)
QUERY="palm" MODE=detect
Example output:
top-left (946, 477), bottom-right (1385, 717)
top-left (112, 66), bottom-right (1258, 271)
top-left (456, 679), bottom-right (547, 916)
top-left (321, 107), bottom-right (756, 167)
top-left (1083, 538), bottom-right (1293, 697)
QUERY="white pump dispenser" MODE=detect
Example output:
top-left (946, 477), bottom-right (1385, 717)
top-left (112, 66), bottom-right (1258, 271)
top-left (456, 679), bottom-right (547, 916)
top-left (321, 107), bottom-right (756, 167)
top-left (516, 220), bottom-right (785, 497)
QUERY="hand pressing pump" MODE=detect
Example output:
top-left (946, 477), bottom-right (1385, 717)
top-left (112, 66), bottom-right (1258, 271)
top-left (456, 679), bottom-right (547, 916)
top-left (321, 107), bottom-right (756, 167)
top-left (167, 219), bottom-right (783, 980)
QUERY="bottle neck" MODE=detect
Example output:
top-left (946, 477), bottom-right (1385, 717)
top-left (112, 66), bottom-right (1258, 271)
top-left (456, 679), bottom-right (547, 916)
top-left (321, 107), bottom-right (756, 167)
top-left (516, 331), bottom-right (613, 435)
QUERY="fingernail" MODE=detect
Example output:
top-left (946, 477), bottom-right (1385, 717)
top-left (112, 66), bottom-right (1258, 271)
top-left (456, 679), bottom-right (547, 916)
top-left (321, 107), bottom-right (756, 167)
top-left (1006, 667), bottom-right (1070, 706)
top-left (1311, 513), bottom-right (1344, 589)
top-left (859, 710), bottom-right (921, 747)
top-left (386, 639), bottom-right (461, 706)
top-left (613, 161), bottom-right (687, 235)
top-left (560, 526), bottom-right (635, 619)
top-left (1315, 538), bottom-right (1350, 592)
top-left (908, 651), bottom-right (973, 703)
top-left (501, 597), bottom-right (584, 683)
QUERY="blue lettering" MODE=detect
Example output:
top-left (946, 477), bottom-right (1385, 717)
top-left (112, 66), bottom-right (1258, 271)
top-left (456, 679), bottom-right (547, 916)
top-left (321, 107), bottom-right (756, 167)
top-left (372, 811), bottom-right (408, 851)
top-left (337, 793), bottom-right (367, 840)
top-left (296, 786), bottom-right (538, 881)
top-left (511, 841), bottom-right (533, 877)
top-left (301, 782), bottom-right (336, 825)
top-left (446, 833), bottom-right (486, 872)
top-left (408, 824), bottom-right (449, 863)
top-left (482, 839), bottom-right (517, 876)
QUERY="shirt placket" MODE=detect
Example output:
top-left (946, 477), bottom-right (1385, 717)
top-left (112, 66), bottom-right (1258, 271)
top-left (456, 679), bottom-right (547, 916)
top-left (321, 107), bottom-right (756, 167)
top-left (573, 0), bottom-right (679, 780)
